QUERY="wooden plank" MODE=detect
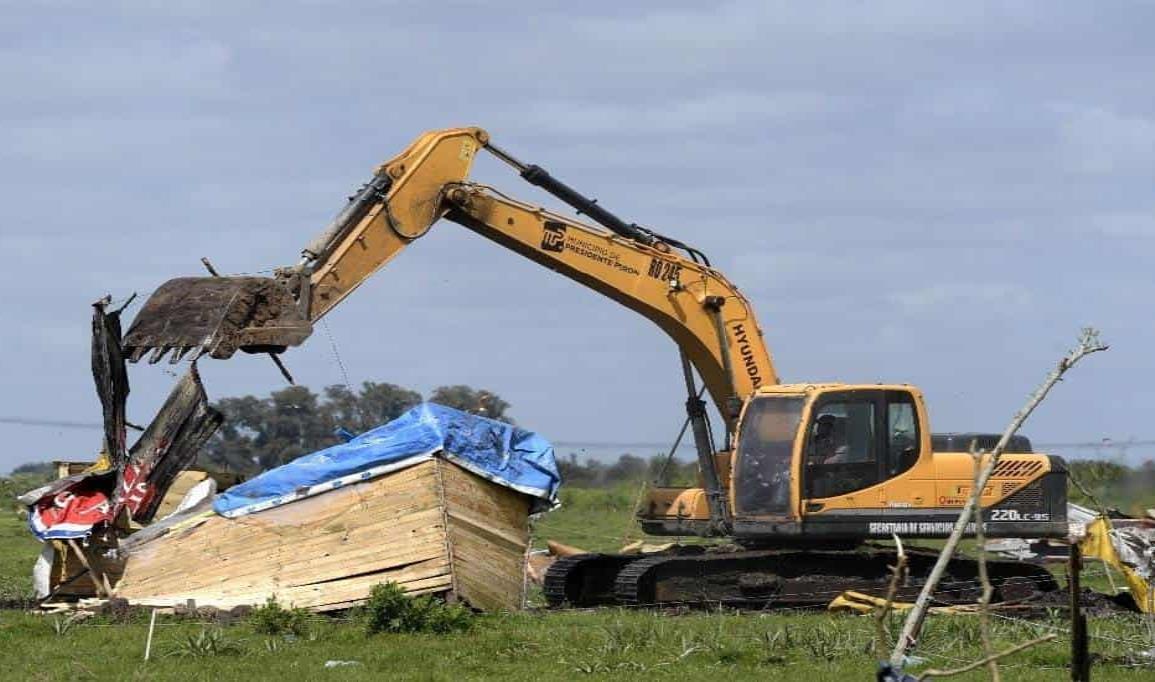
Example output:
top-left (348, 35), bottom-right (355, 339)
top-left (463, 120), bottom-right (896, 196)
top-left (115, 463), bottom-right (455, 611)
top-left (186, 536), bottom-right (448, 596)
top-left (237, 559), bottom-right (453, 607)
top-left (123, 474), bottom-right (443, 559)
top-left (187, 505), bottom-right (444, 563)
top-left (119, 533), bottom-right (448, 598)
top-left (439, 463), bottom-right (531, 529)
top-left (450, 537), bottom-right (525, 594)
top-left (118, 508), bottom-right (447, 590)
top-left (123, 555), bottom-right (453, 610)
top-left (446, 507), bottom-right (528, 550)
top-left (116, 508), bottom-right (441, 587)
top-left (127, 573), bottom-right (455, 612)
top-left (438, 460), bottom-right (531, 611)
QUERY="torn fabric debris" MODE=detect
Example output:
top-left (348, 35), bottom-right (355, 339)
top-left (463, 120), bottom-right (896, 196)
top-left (1080, 516), bottom-right (1155, 613)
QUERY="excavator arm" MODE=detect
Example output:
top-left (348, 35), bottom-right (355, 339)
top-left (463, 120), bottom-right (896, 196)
top-left (442, 185), bottom-right (776, 425)
top-left (124, 127), bottom-right (778, 429)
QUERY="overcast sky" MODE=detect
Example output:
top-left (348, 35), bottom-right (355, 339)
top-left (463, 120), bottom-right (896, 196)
top-left (2, 2), bottom-right (1153, 472)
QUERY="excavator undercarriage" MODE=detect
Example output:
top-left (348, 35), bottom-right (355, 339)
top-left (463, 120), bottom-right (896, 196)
top-left (544, 545), bottom-right (1059, 609)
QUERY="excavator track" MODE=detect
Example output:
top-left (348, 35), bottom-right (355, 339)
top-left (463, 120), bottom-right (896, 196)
top-left (611, 546), bottom-right (1059, 608)
top-left (543, 554), bottom-right (642, 608)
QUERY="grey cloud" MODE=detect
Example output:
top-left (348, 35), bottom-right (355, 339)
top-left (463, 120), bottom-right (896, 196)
top-left (2, 2), bottom-right (1154, 471)
top-left (1059, 107), bottom-right (1155, 174)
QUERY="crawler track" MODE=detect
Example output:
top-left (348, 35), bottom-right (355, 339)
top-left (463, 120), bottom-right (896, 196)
top-left (548, 546), bottom-right (1058, 609)
top-left (543, 554), bottom-right (641, 607)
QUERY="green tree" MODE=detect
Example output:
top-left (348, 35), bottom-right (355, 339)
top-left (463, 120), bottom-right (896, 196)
top-left (10, 461), bottom-right (54, 478)
top-left (201, 381), bottom-right (508, 474)
top-left (324, 382), bottom-right (421, 434)
top-left (429, 385), bottom-right (512, 422)
top-left (202, 395), bottom-right (268, 472)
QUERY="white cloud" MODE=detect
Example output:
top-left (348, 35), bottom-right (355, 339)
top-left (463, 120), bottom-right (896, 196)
top-left (1, 2), bottom-right (1154, 471)
top-left (0, 38), bottom-right (233, 108)
top-left (526, 91), bottom-right (851, 136)
top-left (1059, 107), bottom-right (1155, 174)
top-left (1089, 213), bottom-right (1155, 238)
top-left (890, 283), bottom-right (1032, 311)
top-left (573, 1), bottom-right (1019, 47)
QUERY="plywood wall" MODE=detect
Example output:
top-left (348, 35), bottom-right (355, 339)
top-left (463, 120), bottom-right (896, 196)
top-left (440, 460), bottom-right (531, 612)
top-left (113, 458), bottom-right (531, 612)
top-left (115, 461), bottom-right (453, 611)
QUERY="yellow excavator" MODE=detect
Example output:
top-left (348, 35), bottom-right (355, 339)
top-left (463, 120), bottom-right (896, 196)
top-left (123, 127), bottom-right (1066, 607)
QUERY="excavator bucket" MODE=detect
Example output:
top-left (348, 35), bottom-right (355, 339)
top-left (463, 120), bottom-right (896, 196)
top-left (123, 276), bottom-right (313, 363)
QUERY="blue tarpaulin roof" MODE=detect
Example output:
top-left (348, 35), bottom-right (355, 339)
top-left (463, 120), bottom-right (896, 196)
top-left (213, 403), bottom-right (560, 518)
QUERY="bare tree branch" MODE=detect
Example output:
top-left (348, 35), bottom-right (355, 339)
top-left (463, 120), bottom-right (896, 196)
top-left (890, 328), bottom-right (1108, 667)
top-left (970, 444), bottom-right (999, 681)
top-left (875, 534), bottom-right (909, 659)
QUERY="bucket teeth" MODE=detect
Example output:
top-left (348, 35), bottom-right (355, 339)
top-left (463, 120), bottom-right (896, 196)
top-left (170, 346), bottom-right (194, 364)
top-left (147, 346), bottom-right (170, 364)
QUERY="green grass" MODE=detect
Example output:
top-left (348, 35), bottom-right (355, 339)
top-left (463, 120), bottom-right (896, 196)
top-left (1, 487), bottom-right (1154, 680)
top-left (1, 601), bottom-right (1153, 680)
top-left (532, 484), bottom-right (647, 553)
top-left (0, 509), bottom-right (38, 604)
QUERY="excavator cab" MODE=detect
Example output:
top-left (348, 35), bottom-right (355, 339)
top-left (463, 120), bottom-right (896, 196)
top-left (728, 385), bottom-right (929, 536)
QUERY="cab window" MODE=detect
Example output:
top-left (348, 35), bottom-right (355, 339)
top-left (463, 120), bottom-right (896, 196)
top-left (805, 395), bottom-right (879, 499)
top-left (886, 391), bottom-right (920, 476)
top-left (804, 390), bottom-right (923, 500)
top-left (734, 396), bottom-right (805, 516)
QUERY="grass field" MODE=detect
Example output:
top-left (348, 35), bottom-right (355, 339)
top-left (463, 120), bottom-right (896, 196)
top-left (1, 485), bottom-right (1153, 680)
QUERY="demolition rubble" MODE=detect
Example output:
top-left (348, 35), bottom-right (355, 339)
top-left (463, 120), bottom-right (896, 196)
top-left (23, 301), bottom-right (559, 614)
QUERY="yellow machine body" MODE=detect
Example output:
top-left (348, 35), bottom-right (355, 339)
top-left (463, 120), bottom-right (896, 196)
top-left (642, 384), bottom-right (1067, 541)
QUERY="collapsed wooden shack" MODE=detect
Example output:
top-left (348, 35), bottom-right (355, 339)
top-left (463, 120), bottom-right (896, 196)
top-left (114, 457), bottom-right (534, 612)
top-left (28, 301), bottom-right (559, 614)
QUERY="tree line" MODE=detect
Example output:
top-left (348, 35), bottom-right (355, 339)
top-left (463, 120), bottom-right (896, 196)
top-left (200, 382), bottom-right (511, 474)
top-left (198, 379), bottom-right (703, 483)
top-left (557, 452), bottom-right (699, 488)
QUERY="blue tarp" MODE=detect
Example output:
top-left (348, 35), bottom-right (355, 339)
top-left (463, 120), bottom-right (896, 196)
top-left (213, 403), bottom-right (560, 518)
